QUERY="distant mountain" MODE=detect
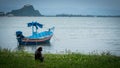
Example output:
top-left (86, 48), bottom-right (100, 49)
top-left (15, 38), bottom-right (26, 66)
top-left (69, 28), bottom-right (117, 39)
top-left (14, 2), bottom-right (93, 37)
top-left (0, 12), bottom-right (5, 16)
top-left (55, 14), bottom-right (120, 17)
top-left (6, 4), bottom-right (42, 16)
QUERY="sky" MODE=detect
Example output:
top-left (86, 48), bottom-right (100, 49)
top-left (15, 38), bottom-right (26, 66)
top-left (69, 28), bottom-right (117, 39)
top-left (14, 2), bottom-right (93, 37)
top-left (0, 0), bottom-right (120, 15)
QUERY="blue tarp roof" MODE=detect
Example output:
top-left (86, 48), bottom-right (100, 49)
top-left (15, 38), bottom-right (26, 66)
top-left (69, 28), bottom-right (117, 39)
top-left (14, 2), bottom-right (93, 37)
top-left (27, 22), bottom-right (43, 29)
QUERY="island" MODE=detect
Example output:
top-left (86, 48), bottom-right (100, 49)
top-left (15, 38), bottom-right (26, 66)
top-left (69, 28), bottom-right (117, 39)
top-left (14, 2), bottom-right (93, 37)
top-left (0, 12), bottom-right (5, 16)
top-left (6, 4), bottom-right (43, 16)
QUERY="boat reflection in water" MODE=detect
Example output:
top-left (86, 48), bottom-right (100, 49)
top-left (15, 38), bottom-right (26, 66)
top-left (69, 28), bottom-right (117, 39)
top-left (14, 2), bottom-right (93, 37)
top-left (17, 42), bottom-right (52, 53)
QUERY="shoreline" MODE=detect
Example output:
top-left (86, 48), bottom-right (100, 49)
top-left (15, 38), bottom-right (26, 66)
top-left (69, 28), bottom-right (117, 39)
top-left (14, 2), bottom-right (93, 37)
top-left (0, 49), bottom-right (120, 68)
top-left (1, 16), bottom-right (120, 18)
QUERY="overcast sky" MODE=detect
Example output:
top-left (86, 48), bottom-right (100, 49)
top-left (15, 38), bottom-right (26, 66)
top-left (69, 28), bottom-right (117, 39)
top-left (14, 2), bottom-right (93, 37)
top-left (0, 0), bottom-right (120, 15)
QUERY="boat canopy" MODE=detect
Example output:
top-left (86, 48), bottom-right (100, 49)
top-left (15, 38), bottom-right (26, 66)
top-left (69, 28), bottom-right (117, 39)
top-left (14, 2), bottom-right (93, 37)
top-left (27, 21), bottom-right (43, 36)
top-left (27, 21), bottom-right (43, 29)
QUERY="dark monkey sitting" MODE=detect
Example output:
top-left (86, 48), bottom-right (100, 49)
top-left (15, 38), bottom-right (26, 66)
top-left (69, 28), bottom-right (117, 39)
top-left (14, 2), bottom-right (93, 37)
top-left (35, 47), bottom-right (44, 62)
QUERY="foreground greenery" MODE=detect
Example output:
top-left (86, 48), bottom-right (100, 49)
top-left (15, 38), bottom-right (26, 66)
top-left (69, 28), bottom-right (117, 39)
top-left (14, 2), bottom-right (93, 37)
top-left (0, 49), bottom-right (120, 68)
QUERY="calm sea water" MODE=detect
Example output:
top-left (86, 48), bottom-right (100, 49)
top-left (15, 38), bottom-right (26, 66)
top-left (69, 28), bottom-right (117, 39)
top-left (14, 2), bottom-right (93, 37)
top-left (0, 17), bottom-right (120, 56)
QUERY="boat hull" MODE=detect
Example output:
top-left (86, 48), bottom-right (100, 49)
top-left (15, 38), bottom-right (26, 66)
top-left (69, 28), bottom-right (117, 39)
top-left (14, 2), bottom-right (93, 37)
top-left (17, 35), bottom-right (52, 45)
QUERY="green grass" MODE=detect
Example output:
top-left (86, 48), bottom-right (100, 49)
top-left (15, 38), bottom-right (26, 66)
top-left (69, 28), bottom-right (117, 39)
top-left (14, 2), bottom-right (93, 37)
top-left (0, 49), bottom-right (120, 68)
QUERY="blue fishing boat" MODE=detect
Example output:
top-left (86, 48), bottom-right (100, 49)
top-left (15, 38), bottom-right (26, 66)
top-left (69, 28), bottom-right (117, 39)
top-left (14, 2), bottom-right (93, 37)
top-left (16, 21), bottom-right (55, 45)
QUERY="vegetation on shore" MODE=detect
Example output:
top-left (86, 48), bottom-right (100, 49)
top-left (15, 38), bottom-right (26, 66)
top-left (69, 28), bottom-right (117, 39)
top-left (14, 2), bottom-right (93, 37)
top-left (0, 49), bottom-right (120, 68)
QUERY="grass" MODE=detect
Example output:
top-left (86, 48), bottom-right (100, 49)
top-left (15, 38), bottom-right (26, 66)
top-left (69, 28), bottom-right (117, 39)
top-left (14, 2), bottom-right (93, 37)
top-left (0, 49), bottom-right (120, 68)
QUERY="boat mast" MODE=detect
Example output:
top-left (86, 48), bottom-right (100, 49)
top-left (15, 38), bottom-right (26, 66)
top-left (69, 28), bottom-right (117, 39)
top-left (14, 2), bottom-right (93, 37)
top-left (36, 26), bottom-right (37, 33)
top-left (32, 22), bottom-right (34, 35)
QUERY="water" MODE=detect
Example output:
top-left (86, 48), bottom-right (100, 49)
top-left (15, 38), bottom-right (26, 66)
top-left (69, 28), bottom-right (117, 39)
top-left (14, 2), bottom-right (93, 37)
top-left (0, 17), bottom-right (120, 56)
